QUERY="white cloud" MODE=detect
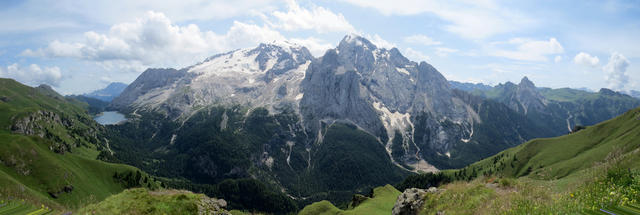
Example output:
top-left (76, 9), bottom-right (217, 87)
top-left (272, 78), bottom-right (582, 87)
top-left (0, 63), bottom-right (63, 87)
top-left (21, 4), bottom-right (353, 70)
top-left (21, 11), bottom-right (331, 71)
top-left (289, 37), bottom-right (333, 57)
top-left (435, 47), bottom-right (458, 56)
top-left (404, 34), bottom-right (441, 46)
top-left (22, 11), bottom-right (224, 66)
top-left (554, 55), bottom-right (562, 63)
top-left (603, 52), bottom-right (630, 90)
top-left (573, 52), bottom-right (600, 67)
top-left (366, 34), bottom-right (396, 49)
top-left (489, 38), bottom-right (564, 61)
top-left (339, 0), bottom-right (534, 39)
top-left (224, 21), bottom-right (286, 49)
top-left (269, 0), bottom-right (355, 33)
top-left (403, 48), bottom-right (431, 62)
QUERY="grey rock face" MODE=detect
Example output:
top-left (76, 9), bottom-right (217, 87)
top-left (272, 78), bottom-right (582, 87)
top-left (110, 68), bottom-right (188, 112)
top-left (300, 49), bottom-right (383, 139)
top-left (300, 35), bottom-right (476, 172)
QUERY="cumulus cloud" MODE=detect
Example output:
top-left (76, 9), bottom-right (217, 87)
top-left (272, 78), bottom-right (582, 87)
top-left (22, 11), bottom-right (335, 70)
top-left (0, 63), bottom-right (63, 87)
top-left (403, 48), bottom-right (431, 62)
top-left (573, 52), bottom-right (600, 67)
top-left (603, 52), bottom-right (630, 90)
top-left (339, 0), bottom-right (534, 39)
top-left (269, 0), bottom-right (355, 33)
top-left (489, 37), bottom-right (564, 61)
top-left (404, 34), bottom-right (441, 46)
top-left (22, 11), bottom-right (223, 66)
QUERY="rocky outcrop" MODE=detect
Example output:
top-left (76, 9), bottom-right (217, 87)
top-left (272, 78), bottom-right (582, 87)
top-left (10, 109), bottom-right (102, 153)
top-left (198, 196), bottom-right (229, 215)
top-left (11, 110), bottom-right (70, 137)
top-left (392, 187), bottom-right (440, 215)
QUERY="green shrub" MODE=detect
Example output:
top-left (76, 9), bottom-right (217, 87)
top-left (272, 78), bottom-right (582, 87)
top-left (498, 178), bottom-right (515, 188)
top-left (607, 168), bottom-right (634, 187)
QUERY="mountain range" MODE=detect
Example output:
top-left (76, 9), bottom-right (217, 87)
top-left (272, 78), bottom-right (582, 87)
top-left (1, 34), bottom-right (639, 214)
top-left (451, 77), bottom-right (640, 135)
top-left (104, 35), bottom-right (639, 207)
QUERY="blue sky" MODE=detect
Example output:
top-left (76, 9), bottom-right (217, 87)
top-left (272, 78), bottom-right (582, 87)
top-left (0, 0), bottom-right (639, 94)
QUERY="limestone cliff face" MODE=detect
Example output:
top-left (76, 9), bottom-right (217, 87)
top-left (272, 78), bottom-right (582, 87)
top-left (300, 35), bottom-right (478, 172)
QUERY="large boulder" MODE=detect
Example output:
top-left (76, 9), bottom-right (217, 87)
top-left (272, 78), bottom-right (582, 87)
top-left (392, 187), bottom-right (440, 215)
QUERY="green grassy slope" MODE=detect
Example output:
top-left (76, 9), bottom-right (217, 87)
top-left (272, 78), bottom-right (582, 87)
top-left (0, 78), bottom-right (157, 211)
top-left (538, 87), bottom-right (598, 102)
top-left (408, 106), bottom-right (640, 214)
top-left (458, 105), bottom-right (640, 179)
top-left (0, 132), bottom-right (155, 209)
top-left (0, 199), bottom-right (52, 215)
top-left (298, 185), bottom-right (401, 215)
top-left (76, 188), bottom-right (229, 215)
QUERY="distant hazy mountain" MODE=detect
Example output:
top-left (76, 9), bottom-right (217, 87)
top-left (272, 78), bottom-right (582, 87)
top-left (575, 87), bottom-right (595, 92)
top-left (448, 80), bottom-right (493, 92)
top-left (625, 90), bottom-right (640, 99)
top-left (84, 82), bottom-right (128, 101)
top-left (470, 77), bottom-right (640, 135)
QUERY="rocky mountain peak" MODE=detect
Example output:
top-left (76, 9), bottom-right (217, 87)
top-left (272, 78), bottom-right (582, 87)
top-left (519, 76), bottom-right (536, 89)
top-left (251, 41), bottom-right (313, 65)
top-left (338, 34), bottom-right (378, 51)
top-left (513, 76), bottom-right (547, 114)
top-left (598, 88), bottom-right (618, 96)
